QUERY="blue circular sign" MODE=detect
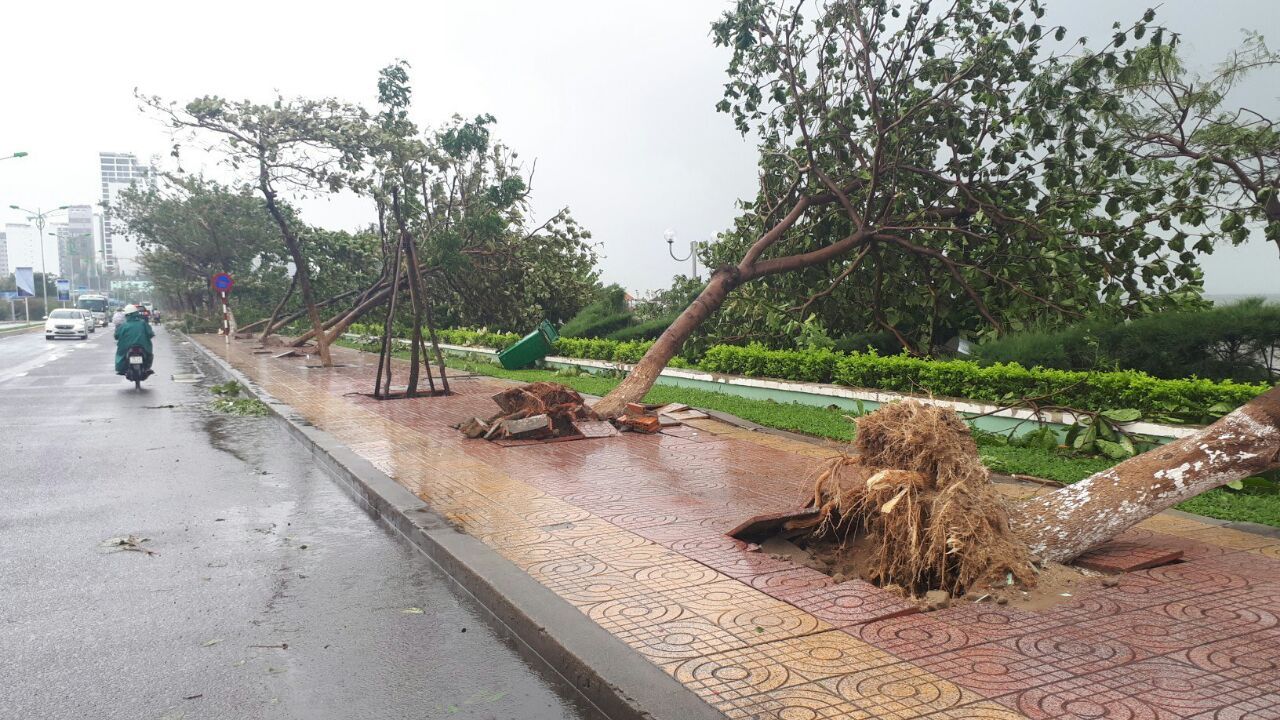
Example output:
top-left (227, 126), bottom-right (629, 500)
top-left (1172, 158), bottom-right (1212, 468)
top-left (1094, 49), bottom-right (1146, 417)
top-left (212, 273), bottom-right (234, 291)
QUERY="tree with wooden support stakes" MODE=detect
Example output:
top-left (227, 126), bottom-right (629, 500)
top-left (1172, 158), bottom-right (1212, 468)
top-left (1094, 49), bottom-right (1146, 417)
top-left (591, 0), bottom-right (1280, 571)
top-left (366, 61), bottom-right (450, 399)
top-left (285, 77), bottom-right (598, 368)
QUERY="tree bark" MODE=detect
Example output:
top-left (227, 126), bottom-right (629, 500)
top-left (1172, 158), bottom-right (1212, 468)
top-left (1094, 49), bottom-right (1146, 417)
top-left (592, 216), bottom-right (871, 417)
top-left (1012, 385), bottom-right (1280, 563)
top-left (374, 233), bottom-right (405, 399)
top-left (391, 192), bottom-right (424, 396)
top-left (258, 163), bottom-right (331, 366)
top-left (259, 272), bottom-right (298, 343)
top-left (592, 268), bottom-right (742, 417)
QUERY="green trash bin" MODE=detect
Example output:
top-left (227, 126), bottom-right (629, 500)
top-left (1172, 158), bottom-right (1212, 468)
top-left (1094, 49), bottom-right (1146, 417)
top-left (497, 320), bottom-right (560, 369)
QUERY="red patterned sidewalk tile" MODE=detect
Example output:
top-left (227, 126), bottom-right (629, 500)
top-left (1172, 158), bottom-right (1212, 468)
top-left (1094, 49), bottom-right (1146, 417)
top-left (782, 580), bottom-right (919, 628)
top-left (856, 604), bottom-right (1067, 662)
top-left (1168, 628), bottom-right (1280, 683)
top-left (1001, 626), bottom-right (1150, 676)
top-left (916, 643), bottom-right (1076, 697)
top-left (855, 612), bottom-right (984, 661)
top-left (1069, 607), bottom-right (1260, 656)
top-left (1137, 561), bottom-right (1254, 592)
top-left (1001, 656), bottom-right (1270, 720)
top-left (632, 520), bottom-right (725, 546)
top-left (1074, 541), bottom-right (1183, 573)
top-left (748, 567), bottom-right (835, 599)
top-left (1214, 551), bottom-right (1280, 584)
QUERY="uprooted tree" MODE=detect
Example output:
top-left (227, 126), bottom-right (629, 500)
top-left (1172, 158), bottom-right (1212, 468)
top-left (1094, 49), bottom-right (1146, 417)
top-left (591, 0), bottom-right (1280, 563)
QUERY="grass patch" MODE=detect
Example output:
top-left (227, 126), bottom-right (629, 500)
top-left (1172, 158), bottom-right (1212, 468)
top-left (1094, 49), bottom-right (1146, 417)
top-left (335, 340), bottom-right (1279, 528)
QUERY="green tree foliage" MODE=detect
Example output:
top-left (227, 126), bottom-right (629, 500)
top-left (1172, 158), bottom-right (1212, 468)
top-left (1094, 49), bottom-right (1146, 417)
top-left (1101, 31), bottom-right (1280, 256)
top-left (140, 91), bottom-right (374, 364)
top-left (975, 298), bottom-right (1280, 382)
top-left (115, 174), bottom-right (285, 319)
top-left (417, 114), bottom-right (600, 332)
top-left (115, 175), bottom-right (380, 325)
top-left (699, 0), bottom-right (1222, 356)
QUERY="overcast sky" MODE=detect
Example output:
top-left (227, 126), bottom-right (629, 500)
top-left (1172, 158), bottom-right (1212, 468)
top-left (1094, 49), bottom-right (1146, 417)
top-left (1, 0), bottom-right (1276, 295)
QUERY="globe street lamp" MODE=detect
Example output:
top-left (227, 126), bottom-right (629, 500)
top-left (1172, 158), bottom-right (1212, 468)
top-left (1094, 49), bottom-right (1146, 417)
top-left (9, 204), bottom-right (69, 312)
top-left (664, 229), bottom-right (704, 280)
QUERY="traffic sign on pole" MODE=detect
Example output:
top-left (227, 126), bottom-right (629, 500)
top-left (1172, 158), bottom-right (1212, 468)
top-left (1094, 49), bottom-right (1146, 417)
top-left (211, 272), bottom-right (234, 292)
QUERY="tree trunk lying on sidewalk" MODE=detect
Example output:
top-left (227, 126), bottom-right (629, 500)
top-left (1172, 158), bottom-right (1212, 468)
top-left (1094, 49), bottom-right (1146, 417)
top-left (795, 388), bottom-right (1280, 594)
top-left (1012, 385), bottom-right (1280, 563)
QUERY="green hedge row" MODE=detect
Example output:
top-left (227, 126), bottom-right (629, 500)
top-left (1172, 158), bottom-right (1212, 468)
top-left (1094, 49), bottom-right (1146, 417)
top-left (701, 344), bottom-right (1267, 422)
top-left (410, 328), bottom-right (1271, 421)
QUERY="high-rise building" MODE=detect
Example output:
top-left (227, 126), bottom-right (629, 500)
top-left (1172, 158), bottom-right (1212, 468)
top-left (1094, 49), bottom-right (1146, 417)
top-left (55, 205), bottom-right (97, 291)
top-left (99, 152), bottom-right (149, 276)
top-left (0, 231), bottom-right (8, 277)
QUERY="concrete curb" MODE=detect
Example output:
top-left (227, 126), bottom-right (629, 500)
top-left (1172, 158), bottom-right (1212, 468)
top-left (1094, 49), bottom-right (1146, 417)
top-left (182, 332), bottom-right (727, 720)
top-left (0, 323), bottom-right (42, 338)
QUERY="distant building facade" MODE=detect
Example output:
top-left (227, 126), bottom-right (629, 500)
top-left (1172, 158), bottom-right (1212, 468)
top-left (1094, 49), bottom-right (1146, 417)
top-left (99, 152), bottom-right (149, 276)
top-left (0, 231), bottom-right (8, 277)
top-left (3, 223), bottom-right (39, 276)
top-left (55, 205), bottom-right (97, 291)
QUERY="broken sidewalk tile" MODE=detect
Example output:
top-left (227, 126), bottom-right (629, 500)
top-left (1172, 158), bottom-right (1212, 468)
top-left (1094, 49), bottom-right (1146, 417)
top-left (459, 417), bottom-right (491, 439)
top-left (653, 402), bottom-right (690, 416)
top-left (503, 414), bottom-right (553, 439)
top-left (571, 419), bottom-right (619, 439)
top-left (727, 508), bottom-right (821, 543)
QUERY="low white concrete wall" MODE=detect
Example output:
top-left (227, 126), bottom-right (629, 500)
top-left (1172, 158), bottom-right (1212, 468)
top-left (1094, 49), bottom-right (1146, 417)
top-left (428, 341), bottom-right (1198, 440)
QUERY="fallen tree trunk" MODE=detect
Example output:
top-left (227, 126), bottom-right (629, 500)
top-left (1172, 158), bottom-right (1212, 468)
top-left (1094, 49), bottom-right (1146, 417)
top-left (242, 287), bottom-right (362, 337)
top-left (258, 273), bottom-right (298, 343)
top-left (1012, 385), bottom-right (1280, 563)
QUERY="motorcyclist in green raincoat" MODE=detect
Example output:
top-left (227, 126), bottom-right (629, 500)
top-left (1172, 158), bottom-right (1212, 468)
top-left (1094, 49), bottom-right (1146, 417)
top-left (114, 304), bottom-right (155, 375)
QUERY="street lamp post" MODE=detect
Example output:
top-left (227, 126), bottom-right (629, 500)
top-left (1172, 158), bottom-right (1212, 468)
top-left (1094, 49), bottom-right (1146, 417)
top-left (664, 229), bottom-right (704, 280)
top-left (9, 204), bottom-right (69, 314)
top-left (0, 151), bottom-right (29, 162)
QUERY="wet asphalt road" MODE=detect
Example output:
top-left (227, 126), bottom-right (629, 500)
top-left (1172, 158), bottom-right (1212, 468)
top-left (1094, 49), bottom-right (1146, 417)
top-left (0, 328), bottom-right (604, 720)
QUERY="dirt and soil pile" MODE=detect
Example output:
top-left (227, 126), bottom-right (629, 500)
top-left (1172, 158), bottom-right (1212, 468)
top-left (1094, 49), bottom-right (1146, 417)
top-left (459, 382), bottom-right (602, 441)
top-left (787, 400), bottom-right (1036, 596)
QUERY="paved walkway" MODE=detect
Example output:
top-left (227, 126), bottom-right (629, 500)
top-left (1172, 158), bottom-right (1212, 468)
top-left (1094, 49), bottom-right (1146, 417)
top-left (200, 336), bottom-right (1280, 720)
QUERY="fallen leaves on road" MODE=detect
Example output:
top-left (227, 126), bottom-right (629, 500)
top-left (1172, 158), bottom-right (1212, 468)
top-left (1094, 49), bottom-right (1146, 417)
top-left (401, 607), bottom-right (424, 614)
top-left (201, 638), bottom-right (223, 647)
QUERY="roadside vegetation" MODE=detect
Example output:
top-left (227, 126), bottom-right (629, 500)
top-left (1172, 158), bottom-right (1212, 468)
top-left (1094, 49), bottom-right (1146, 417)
top-left (335, 337), bottom-right (1279, 528)
top-left (208, 381), bottom-right (270, 416)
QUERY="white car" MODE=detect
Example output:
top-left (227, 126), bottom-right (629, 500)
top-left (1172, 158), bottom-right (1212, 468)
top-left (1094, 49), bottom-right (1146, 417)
top-left (77, 310), bottom-right (96, 334)
top-left (45, 308), bottom-right (89, 340)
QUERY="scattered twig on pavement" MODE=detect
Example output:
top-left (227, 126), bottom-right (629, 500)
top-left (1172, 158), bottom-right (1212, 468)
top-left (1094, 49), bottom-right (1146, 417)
top-left (100, 535), bottom-right (157, 556)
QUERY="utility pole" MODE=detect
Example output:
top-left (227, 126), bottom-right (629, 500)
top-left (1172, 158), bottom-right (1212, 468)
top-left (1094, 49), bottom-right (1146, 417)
top-left (9, 204), bottom-right (69, 314)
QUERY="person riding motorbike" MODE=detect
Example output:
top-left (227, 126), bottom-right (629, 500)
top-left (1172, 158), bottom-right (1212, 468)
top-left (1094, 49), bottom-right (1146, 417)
top-left (114, 304), bottom-right (155, 377)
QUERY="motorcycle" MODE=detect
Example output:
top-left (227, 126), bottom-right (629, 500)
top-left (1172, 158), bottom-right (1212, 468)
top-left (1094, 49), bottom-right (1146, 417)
top-left (123, 345), bottom-right (152, 390)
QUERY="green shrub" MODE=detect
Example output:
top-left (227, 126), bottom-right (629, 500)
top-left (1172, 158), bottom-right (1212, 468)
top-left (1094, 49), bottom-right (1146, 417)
top-left (606, 315), bottom-right (675, 342)
top-left (399, 328), bottom-right (1272, 420)
top-left (975, 299), bottom-right (1280, 382)
top-left (436, 327), bottom-right (522, 351)
top-left (700, 344), bottom-right (1266, 421)
top-left (559, 285), bottom-right (636, 338)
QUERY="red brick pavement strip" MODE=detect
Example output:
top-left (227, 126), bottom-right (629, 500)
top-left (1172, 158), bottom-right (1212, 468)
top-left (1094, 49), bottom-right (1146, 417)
top-left (203, 336), bottom-right (1280, 720)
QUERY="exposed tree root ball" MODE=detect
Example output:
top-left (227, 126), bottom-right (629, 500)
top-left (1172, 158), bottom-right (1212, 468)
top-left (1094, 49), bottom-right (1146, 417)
top-left (790, 400), bottom-right (1035, 596)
